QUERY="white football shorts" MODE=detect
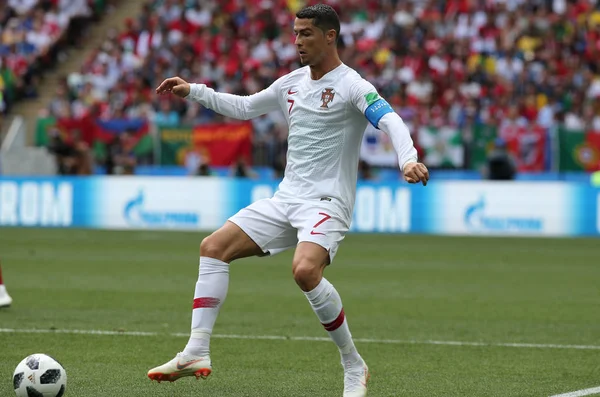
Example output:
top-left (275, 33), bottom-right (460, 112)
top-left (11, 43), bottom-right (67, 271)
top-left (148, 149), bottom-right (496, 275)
top-left (228, 198), bottom-right (349, 264)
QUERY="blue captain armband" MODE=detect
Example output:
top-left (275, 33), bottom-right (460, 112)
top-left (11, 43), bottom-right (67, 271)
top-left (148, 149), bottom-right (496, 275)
top-left (364, 99), bottom-right (394, 129)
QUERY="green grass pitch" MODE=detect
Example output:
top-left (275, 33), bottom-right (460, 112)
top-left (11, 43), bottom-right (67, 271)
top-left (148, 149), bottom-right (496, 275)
top-left (1, 228), bottom-right (599, 396)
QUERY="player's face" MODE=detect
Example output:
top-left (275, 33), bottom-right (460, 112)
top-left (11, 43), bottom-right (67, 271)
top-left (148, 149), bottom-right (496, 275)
top-left (293, 18), bottom-right (328, 66)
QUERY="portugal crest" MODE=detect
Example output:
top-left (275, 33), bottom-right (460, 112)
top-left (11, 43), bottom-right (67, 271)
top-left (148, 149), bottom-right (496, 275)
top-left (320, 88), bottom-right (335, 108)
top-left (574, 143), bottom-right (599, 168)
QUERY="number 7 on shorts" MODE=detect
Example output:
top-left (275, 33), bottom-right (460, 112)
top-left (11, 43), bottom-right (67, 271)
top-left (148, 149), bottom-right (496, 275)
top-left (310, 212), bottom-right (331, 236)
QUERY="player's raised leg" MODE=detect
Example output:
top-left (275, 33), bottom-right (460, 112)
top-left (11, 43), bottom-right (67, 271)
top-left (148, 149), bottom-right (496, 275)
top-left (147, 221), bottom-right (263, 382)
top-left (293, 242), bottom-right (369, 397)
top-left (0, 264), bottom-right (12, 308)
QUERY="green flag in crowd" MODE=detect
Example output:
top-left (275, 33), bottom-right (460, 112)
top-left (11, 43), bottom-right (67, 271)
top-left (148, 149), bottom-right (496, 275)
top-left (35, 117), bottom-right (57, 146)
top-left (418, 126), bottom-right (464, 168)
top-left (470, 124), bottom-right (498, 171)
top-left (159, 127), bottom-right (193, 165)
top-left (558, 128), bottom-right (600, 171)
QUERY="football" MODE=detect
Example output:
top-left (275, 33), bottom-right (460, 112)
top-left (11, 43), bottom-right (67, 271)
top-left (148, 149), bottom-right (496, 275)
top-left (13, 354), bottom-right (67, 397)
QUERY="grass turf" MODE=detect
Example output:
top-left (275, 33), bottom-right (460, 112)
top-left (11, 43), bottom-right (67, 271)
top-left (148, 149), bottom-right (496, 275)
top-left (1, 228), bottom-right (599, 396)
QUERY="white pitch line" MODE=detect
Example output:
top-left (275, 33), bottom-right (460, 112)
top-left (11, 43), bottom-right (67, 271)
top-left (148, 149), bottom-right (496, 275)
top-left (1, 328), bottom-right (600, 351)
top-left (549, 386), bottom-right (600, 397)
top-left (0, 328), bottom-right (156, 336)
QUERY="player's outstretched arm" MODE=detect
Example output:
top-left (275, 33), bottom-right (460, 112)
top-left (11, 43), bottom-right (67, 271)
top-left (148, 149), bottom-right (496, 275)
top-left (156, 76), bottom-right (281, 120)
top-left (351, 80), bottom-right (429, 186)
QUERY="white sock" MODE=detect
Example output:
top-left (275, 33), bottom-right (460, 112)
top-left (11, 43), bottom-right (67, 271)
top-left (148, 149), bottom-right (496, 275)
top-left (304, 278), bottom-right (361, 366)
top-left (183, 257), bottom-right (229, 357)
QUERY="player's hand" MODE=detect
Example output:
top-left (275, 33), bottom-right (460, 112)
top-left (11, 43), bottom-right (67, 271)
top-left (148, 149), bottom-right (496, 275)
top-left (403, 162), bottom-right (429, 186)
top-left (155, 76), bottom-right (190, 98)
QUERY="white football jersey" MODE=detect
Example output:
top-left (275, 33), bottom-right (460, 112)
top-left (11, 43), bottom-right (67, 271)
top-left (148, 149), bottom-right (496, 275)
top-left (187, 63), bottom-right (417, 224)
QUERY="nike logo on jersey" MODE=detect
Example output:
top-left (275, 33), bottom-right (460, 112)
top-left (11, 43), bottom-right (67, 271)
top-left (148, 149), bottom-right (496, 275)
top-left (310, 230), bottom-right (326, 236)
top-left (287, 88), bottom-right (298, 95)
top-left (176, 359), bottom-right (204, 370)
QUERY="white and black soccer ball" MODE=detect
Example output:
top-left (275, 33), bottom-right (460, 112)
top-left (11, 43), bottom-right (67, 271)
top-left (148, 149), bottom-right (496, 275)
top-left (13, 354), bottom-right (67, 397)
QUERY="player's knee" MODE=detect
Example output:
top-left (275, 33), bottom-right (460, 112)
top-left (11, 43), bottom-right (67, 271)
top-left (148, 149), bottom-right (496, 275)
top-left (200, 234), bottom-right (228, 261)
top-left (292, 259), bottom-right (321, 291)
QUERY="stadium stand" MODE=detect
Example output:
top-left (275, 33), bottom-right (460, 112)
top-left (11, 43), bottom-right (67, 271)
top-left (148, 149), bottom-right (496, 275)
top-left (0, 0), bottom-right (111, 116)
top-left (31, 0), bottom-right (600, 178)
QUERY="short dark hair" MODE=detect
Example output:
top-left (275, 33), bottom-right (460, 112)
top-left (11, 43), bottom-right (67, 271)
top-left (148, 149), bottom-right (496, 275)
top-left (296, 4), bottom-right (340, 42)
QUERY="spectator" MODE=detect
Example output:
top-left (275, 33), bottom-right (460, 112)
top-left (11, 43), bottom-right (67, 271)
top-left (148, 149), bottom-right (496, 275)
top-left (185, 145), bottom-right (211, 176)
top-left (230, 156), bottom-right (258, 179)
top-left (46, 127), bottom-right (92, 175)
top-left (358, 159), bottom-right (375, 181)
top-left (8, 0), bottom-right (37, 16)
top-left (154, 99), bottom-right (180, 127)
top-left (105, 131), bottom-right (137, 175)
top-left (485, 138), bottom-right (517, 180)
top-left (47, 127), bottom-right (77, 175)
top-left (73, 140), bottom-right (94, 175)
top-left (0, 57), bottom-right (17, 113)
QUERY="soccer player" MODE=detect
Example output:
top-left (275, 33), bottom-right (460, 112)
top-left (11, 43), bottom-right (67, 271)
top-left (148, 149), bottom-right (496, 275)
top-left (0, 264), bottom-right (12, 308)
top-left (149, 4), bottom-right (429, 396)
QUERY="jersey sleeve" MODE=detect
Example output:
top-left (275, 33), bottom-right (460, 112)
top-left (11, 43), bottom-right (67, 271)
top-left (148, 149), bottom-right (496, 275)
top-left (350, 79), bottom-right (418, 171)
top-left (186, 77), bottom-right (283, 120)
top-left (350, 79), bottom-right (395, 129)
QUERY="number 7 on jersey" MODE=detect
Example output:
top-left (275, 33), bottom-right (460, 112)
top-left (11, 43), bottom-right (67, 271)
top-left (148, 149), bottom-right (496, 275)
top-left (287, 98), bottom-right (295, 114)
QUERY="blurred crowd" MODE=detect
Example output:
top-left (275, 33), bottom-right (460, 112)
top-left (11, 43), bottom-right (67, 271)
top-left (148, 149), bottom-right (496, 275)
top-left (0, 0), bottom-right (107, 116)
top-left (18, 0), bottom-right (600, 174)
